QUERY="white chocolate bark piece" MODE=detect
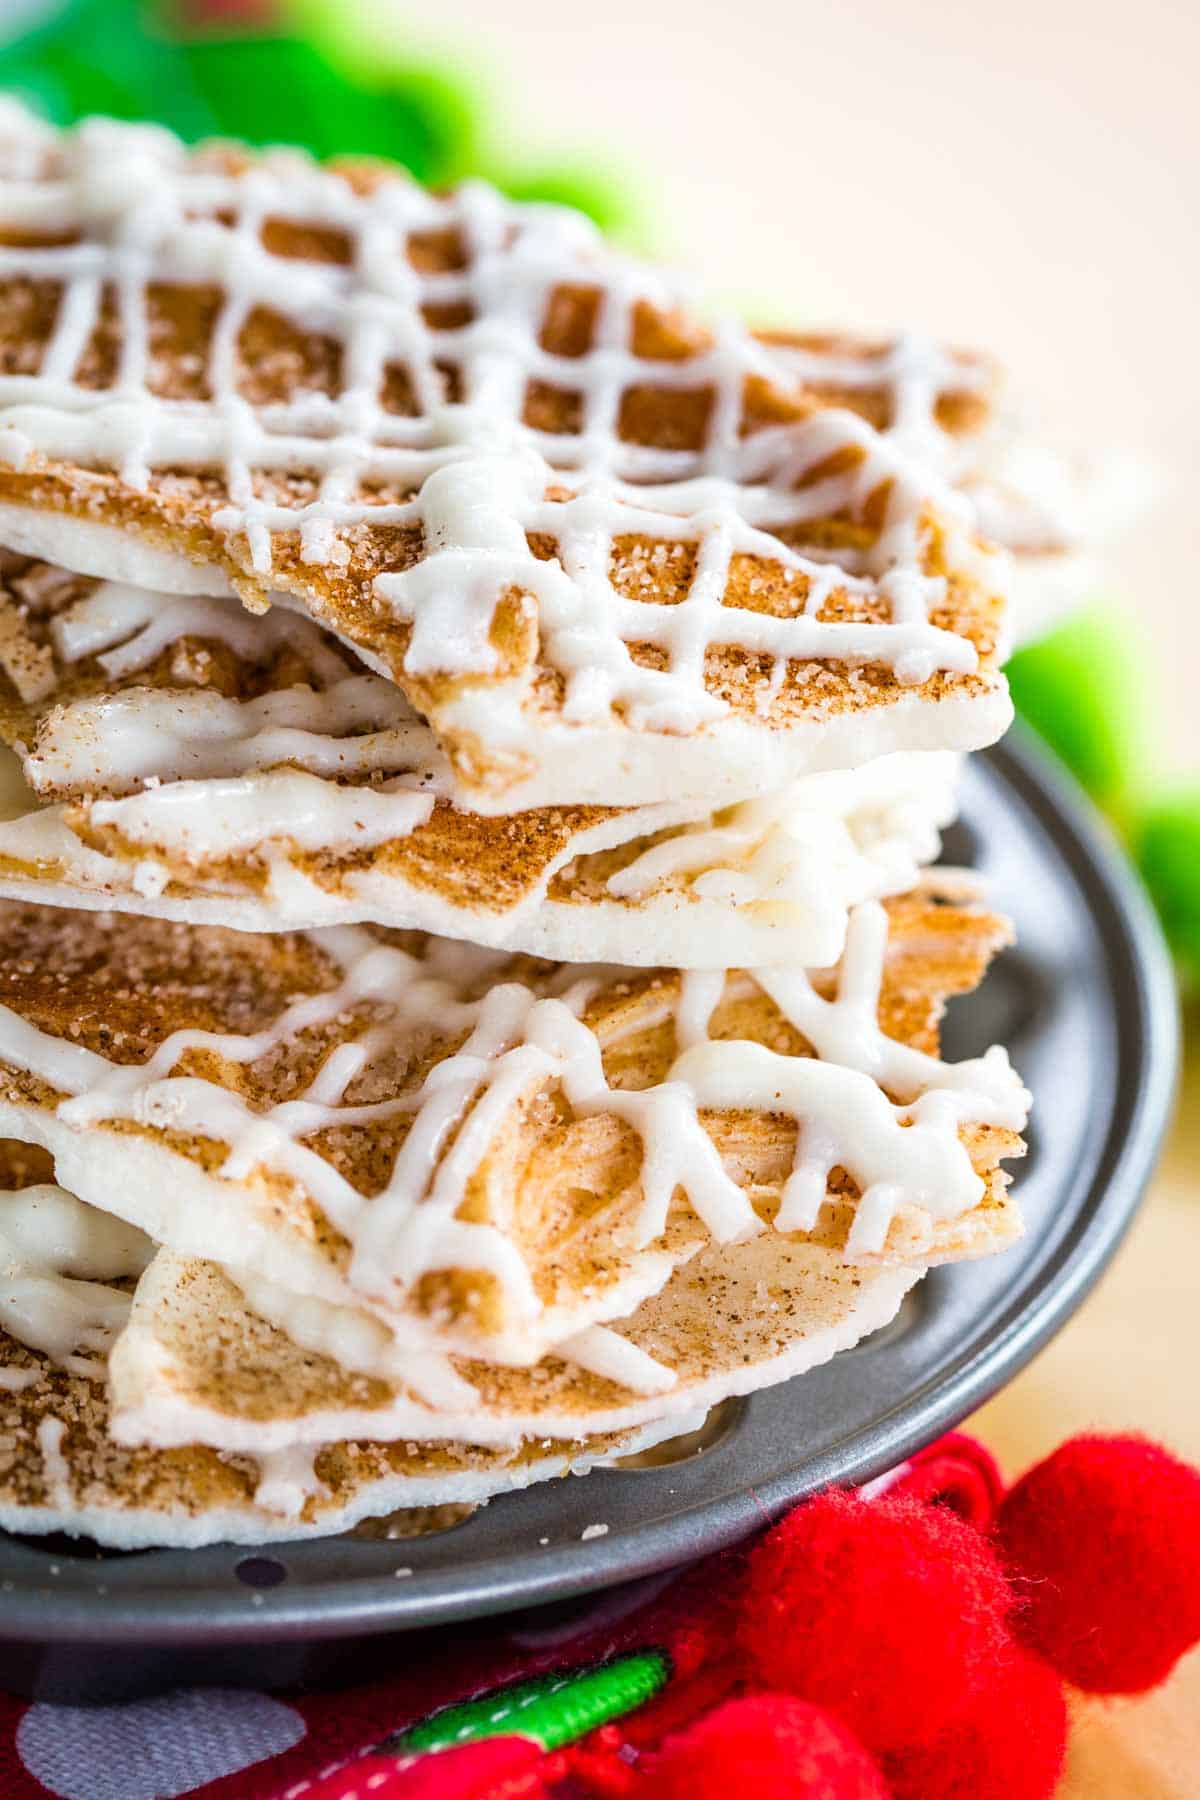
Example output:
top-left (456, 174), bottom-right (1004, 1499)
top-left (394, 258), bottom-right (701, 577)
top-left (0, 887), bottom-right (1026, 1369)
top-left (0, 109), bottom-right (1008, 811)
top-left (0, 559), bottom-right (959, 963)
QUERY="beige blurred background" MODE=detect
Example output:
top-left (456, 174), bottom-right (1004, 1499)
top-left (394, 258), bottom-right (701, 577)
top-left (437, 1), bottom-right (1200, 1782)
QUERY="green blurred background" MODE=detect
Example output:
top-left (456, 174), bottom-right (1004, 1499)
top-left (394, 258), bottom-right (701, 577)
top-left (0, 0), bottom-right (643, 233)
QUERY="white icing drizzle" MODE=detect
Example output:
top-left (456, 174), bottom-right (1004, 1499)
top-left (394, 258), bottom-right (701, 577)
top-left (556, 1324), bottom-right (677, 1397)
top-left (0, 1269), bottom-right (130, 1378)
top-left (0, 1181), bottom-right (152, 1278)
top-left (50, 582), bottom-right (349, 685)
top-left (607, 751), bottom-right (957, 921)
top-left (762, 332), bottom-right (1144, 653)
top-left (84, 768), bottom-right (435, 863)
top-left (31, 578), bottom-right (437, 806)
top-left (229, 1263), bottom-right (677, 1401)
top-left (673, 969), bottom-right (727, 1051)
top-left (229, 1262), bottom-right (479, 1411)
top-left (0, 1182), bottom-right (153, 1376)
top-left (753, 902), bottom-right (1023, 1117)
top-left (35, 681), bottom-right (422, 792)
top-left (0, 1360), bottom-right (38, 1389)
top-left (765, 334), bottom-right (990, 481)
top-left (0, 110), bottom-right (997, 743)
top-left (37, 1413), bottom-right (73, 1507)
top-left (253, 1444), bottom-right (328, 1521)
top-left (0, 1364), bottom-right (40, 1391)
top-left (0, 904), bottom-right (1027, 1344)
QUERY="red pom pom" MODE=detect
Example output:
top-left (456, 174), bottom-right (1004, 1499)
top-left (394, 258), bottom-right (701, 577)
top-left (888, 1430), bottom-right (1005, 1529)
top-left (564, 1729), bottom-right (639, 1799)
top-left (996, 1434), bottom-right (1200, 1692)
top-left (737, 1491), bottom-right (1013, 1753)
top-left (885, 1647), bottom-right (1067, 1800)
top-left (639, 1695), bottom-right (888, 1800)
top-left (307, 1738), bottom-right (556, 1800)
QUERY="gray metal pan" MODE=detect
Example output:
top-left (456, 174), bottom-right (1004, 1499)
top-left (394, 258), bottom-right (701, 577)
top-left (0, 730), bottom-right (1180, 1702)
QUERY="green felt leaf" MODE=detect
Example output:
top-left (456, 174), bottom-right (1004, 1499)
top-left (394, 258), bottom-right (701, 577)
top-left (180, 36), bottom-right (394, 160)
top-left (281, 0), bottom-right (483, 180)
top-left (351, 64), bottom-right (482, 184)
top-left (4, 0), bottom-right (647, 223)
top-left (393, 1651), bottom-right (670, 1754)
top-left (2, 0), bottom-right (482, 180)
top-left (185, 36), bottom-right (476, 179)
top-left (1132, 791), bottom-right (1200, 981)
top-left (0, 0), bottom-right (217, 134)
top-left (1005, 607), bottom-right (1153, 819)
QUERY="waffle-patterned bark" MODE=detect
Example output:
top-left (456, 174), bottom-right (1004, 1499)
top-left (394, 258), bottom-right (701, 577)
top-left (0, 109), bottom-right (1009, 809)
